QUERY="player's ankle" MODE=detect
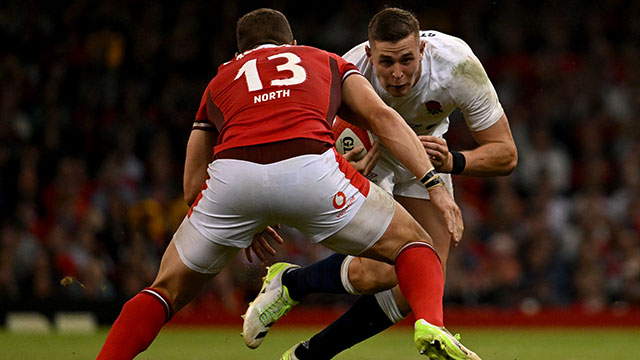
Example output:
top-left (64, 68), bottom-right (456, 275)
top-left (281, 268), bottom-right (300, 301)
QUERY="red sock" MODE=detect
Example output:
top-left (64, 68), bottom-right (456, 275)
top-left (97, 288), bottom-right (173, 360)
top-left (395, 243), bottom-right (444, 326)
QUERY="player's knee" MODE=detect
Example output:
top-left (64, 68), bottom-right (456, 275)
top-left (427, 225), bottom-right (452, 270)
top-left (348, 259), bottom-right (397, 294)
top-left (393, 214), bottom-right (433, 253)
top-left (149, 280), bottom-right (193, 313)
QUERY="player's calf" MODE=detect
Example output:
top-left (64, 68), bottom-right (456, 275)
top-left (347, 256), bottom-right (397, 294)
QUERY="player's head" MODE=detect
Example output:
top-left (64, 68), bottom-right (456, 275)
top-left (236, 8), bottom-right (295, 53)
top-left (366, 7), bottom-right (425, 97)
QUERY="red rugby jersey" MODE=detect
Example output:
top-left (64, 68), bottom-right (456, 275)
top-left (193, 44), bottom-right (360, 156)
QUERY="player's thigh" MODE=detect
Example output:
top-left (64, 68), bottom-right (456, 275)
top-left (321, 181), bottom-right (433, 263)
top-left (394, 195), bottom-right (452, 267)
top-left (153, 218), bottom-right (241, 312)
top-left (348, 256), bottom-right (397, 294)
top-left (151, 241), bottom-right (216, 313)
top-left (188, 159), bottom-right (273, 249)
top-left (320, 181), bottom-right (394, 257)
top-left (359, 201), bottom-right (433, 264)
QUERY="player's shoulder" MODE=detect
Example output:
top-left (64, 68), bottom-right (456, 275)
top-left (420, 30), bottom-right (471, 49)
top-left (420, 30), bottom-right (475, 63)
top-left (289, 45), bottom-right (348, 64)
top-left (292, 44), bottom-right (328, 54)
top-left (342, 41), bottom-right (368, 62)
top-left (341, 41), bottom-right (370, 74)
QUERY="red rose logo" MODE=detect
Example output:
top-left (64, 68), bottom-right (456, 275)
top-left (425, 100), bottom-right (443, 115)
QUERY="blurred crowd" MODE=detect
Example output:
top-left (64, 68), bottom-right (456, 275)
top-left (1, 0), bottom-right (639, 317)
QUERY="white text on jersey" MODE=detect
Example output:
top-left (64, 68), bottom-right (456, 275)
top-left (254, 89), bottom-right (291, 104)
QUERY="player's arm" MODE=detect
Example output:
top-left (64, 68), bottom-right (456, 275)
top-left (339, 75), bottom-right (433, 179)
top-left (340, 74), bottom-right (463, 244)
top-left (462, 114), bottom-right (517, 176)
top-left (183, 129), bottom-right (216, 206)
top-left (421, 114), bottom-right (517, 176)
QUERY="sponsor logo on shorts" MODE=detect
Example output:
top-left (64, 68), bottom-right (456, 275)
top-left (336, 196), bottom-right (357, 218)
top-left (333, 192), bottom-right (347, 208)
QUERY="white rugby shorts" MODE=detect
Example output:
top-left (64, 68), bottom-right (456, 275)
top-left (368, 147), bottom-right (454, 200)
top-left (176, 148), bottom-right (396, 274)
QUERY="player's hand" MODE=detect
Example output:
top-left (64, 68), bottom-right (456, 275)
top-left (343, 142), bottom-right (380, 175)
top-left (419, 136), bottom-right (453, 173)
top-left (427, 185), bottom-right (464, 246)
top-left (245, 225), bottom-right (283, 263)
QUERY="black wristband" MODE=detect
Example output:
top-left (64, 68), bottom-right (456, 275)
top-left (420, 169), bottom-right (438, 184)
top-left (450, 151), bottom-right (466, 175)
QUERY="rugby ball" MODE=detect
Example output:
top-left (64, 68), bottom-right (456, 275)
top-left (332, 117), bottom-right (375, 160)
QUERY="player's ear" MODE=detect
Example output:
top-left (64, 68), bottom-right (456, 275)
top-left (365, 45), bottom-right (372, 60)
top-left (419, 40), bottom-right (426, 59)
top-left (290, 39), bottom-right (297, 46)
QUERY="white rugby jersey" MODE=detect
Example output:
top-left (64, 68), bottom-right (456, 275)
top-left (343, 30), bottom-right (504, 138)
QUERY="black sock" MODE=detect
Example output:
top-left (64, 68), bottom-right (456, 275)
top-left (282, 253), bottom-right (347, 301)
top-left (294, 294), bottom-right (394, 359)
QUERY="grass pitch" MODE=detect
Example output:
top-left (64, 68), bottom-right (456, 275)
top-left (2, 326), bottom-right (640, 359)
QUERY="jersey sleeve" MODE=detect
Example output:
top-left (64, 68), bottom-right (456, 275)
top-left (193, 87), bottom-right (216, 131)
top-left (329, 52), bottom-right (361, 82)
top-left (446, 42), bottom-right (504, 132)
top-left (193, 84), bottom-right (224, 133)
top-left (342, 42), bottom-right (373, 77)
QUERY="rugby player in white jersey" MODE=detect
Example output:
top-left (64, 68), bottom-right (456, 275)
top-left (242, 7), bottom-right (517, 360)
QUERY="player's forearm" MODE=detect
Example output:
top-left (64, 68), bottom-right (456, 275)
top-left (184, 167), bottom-right (208, 206)
top-left (183, 129), bottom-right (216, 205)
top-left (372, 107), bottom-right (435, 179)
top-left (457, 141), bottom-right (517, 177)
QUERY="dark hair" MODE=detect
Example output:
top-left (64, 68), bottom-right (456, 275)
top-left (236, 8), bottom-right (294, 53)
top-left (367, 7), bottom-right (420, 44)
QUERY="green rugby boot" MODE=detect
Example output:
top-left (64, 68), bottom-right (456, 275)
top-left (242, 262), bottom-right (300, 349)
top-left (414, 319), bottom-right (482, 360)
top-left (280, 342), bottom-right (303, 360)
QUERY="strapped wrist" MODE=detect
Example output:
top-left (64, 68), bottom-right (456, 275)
top-left (420, 169), bottom-right (445, 190)
top-left (450, 151), bottom-right (466, 175)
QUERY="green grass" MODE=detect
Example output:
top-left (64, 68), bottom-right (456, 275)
top-left (2, 326), bottom-right (640, 359)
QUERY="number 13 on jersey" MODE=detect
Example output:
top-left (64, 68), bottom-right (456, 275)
top-left (234, 52), bottom-right (307, 92)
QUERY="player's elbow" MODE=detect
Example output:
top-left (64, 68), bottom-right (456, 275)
top-left (183, 186), bottom-right (198, 206)
top-left (184, 192), bottom-right (195, 207)
top-left (502, 145), bottom-right (518, 175)
top-left (367, 105), bottom-right (400, 134)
